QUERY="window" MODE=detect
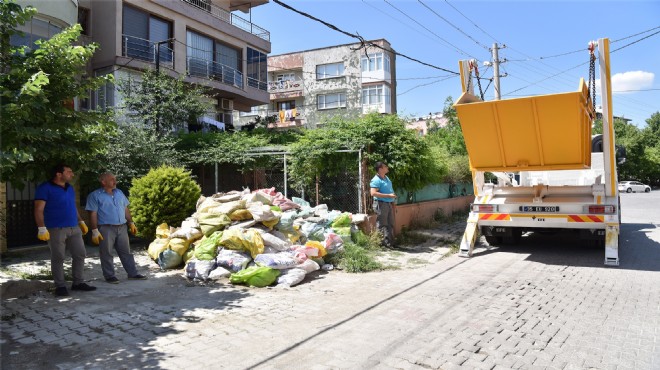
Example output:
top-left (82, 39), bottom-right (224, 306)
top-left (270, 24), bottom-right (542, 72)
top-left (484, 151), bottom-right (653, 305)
top-left (247, 47), bottom-right (267, 90)
top-left (318, 93), bottom-right (346, 109)
top-left (240, 105), bottom-right (264, 116)
top-left (361, 53), bottom-right (390, 72)
top-left (277, 100), bottom-right (296, 110)
top-left (316, 62), bottom-right (344, 79)
top-left (122, 5), bottom-right (172, 62)
top-left (277, 73), bottom-right (295, 82)
top-left (362, 85), bottom-right (391, 106)
top-left (187, 30), bottom-right (242, 86)
top-left (78, 7), bottom-right (91, 36)
top-left (10, 17), bottom-right (62, 49)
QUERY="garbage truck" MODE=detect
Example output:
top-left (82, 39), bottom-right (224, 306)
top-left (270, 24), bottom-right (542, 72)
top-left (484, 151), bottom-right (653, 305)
top-left (454, 38), bottom-right (622, 266)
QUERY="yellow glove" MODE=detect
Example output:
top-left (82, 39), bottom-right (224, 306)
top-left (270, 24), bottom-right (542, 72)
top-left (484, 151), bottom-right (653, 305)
top-left (91, 229), bottom-right (104, 245)
top-left (128, 222), bottom-right (138, 235)
top-left (37, 227), bottom-right (50, 241)
top-left (79, 221), bottom-right (89, 235)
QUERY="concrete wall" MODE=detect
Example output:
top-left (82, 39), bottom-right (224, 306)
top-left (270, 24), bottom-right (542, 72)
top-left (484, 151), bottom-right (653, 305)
top-left (17, 0), bottom-right (78, 27)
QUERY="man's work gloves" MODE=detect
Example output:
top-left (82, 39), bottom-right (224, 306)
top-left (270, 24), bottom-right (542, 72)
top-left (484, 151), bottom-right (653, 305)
top-left (129, 222), bottom-right (138, 236)
top-left (91, 229), bottom-right (104, 245)
top-left (79, 221), bottom-right (89, 235)
top-left (37, 227), bottom-right (50, 241)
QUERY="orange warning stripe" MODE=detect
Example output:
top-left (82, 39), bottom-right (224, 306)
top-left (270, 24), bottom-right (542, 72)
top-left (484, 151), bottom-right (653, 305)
top-left (568, 215), bottom-right (604, 223)
top-left (479, 213), bottom-right (510, 221)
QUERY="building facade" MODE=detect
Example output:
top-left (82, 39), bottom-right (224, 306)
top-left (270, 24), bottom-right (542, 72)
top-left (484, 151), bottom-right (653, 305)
top-left (79, 0), bottom-right (271, 129)
top-left (236, 39), bottom-right (397, 129)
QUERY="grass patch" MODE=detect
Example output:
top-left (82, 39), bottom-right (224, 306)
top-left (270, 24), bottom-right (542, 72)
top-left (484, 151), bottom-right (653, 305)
top-left (406, 257), bottom-right (427, 265)
top-left (325, 230), bottom-right (385, 273)
top-left (0, 266), bottom-right (70, 281)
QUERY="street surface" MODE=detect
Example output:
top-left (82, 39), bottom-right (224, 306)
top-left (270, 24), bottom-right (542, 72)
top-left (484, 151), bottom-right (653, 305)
top-left (1, 191), bottom-right (659, 369)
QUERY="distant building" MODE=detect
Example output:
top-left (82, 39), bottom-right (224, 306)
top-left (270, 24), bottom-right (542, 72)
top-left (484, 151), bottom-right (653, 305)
top-left (235, 39), bottom-right (397, 129)
top-left (407, 112), bottom-right (448, 136)
top-left (79, 0), bottom-right (271, 130)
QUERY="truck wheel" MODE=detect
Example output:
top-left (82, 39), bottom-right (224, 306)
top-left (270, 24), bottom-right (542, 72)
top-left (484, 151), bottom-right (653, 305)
top-left (626, 188), bottom-right (632, 193)
top-left (485, 235), bottom-right (502, 246)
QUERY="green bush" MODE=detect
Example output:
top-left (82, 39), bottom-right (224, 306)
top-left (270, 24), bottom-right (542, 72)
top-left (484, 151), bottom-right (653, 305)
top-left (129, 166), bottom-right (201, 239)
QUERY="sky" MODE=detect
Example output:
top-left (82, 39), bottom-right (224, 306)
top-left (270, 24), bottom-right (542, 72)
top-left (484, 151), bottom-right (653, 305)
top-left (249, 0), bottom-right (660, 128)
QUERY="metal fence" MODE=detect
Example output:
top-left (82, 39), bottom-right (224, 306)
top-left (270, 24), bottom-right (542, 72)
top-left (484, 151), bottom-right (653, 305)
top-left (190, 149), bottom-right (363, 214)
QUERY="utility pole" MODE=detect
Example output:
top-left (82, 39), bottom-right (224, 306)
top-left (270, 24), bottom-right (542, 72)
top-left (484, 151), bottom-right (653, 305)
top-left (492, 43), bottom-right (502, 100)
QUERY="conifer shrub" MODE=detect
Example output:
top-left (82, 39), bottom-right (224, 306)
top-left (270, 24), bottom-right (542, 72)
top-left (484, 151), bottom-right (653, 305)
top-left (129, 166), bottom-right (201, 240)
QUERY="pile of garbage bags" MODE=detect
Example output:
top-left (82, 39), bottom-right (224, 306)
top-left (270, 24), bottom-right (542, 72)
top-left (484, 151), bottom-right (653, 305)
top-left (147, 187), bottom-right (369, 288)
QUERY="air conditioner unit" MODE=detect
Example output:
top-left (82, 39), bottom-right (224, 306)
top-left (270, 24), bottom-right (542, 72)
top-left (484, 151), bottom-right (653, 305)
top-left (220, 98), bottom-right (233, 111)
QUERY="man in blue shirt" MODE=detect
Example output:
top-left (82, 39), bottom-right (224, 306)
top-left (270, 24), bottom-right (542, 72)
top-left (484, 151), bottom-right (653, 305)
top-left (34, 164), bottom-right (97, 296)
top-left (370, 161), bottom-right (397, 247)
top-left (86, 172), bottom-right (146, 284)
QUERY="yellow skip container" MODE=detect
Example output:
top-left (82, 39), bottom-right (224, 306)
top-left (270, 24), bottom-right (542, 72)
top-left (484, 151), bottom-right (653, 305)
top-left (454, 79), bottom-right (595, 172)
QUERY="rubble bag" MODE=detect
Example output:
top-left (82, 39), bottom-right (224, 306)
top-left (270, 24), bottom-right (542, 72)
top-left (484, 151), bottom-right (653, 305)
top-left (261, 232), bottom-right (291, 252)
top-left (183, 245), bottom-right (195, 263)
top-left (195, 231), bottom-right (223, 260)
top-left (219, 228), bottom-right (247, 251)
top-left (208, 266), bottom-right (232, 280)
top-left (229, 266), bottom-right (280, 287)
top-left (242, 229), bottom-right (265, 258)
top-left (301, 222), bottom-right (326, 241)
top-left (216, 248), bottom-right (252, 272)
top-left (148, 238), bottom-right (170, 261)
top-left (229, 209), bottom-right (253, 221)
top-left (184, 259), bottom-right (216, 280)
top-left (277, 268), bottom-right (307, 288)
top-left (198, 212), bottom-right (232, 236)
top-left (155, 223), bottom-right (171, 239)
top-left (254, 253), bottom-right (299, 269)
top-left (331, 213), bottom-right (352, 228)
top-left (297, 259), bottom-right (321, 274)
top-left (169, 237), bottom-right (191, 256)
top-left (158, 248), bottom-right (183, 270)
top-left (261, 218), bottom-right (280, 230)
top-left (305, 240), bottom-right (328, 257)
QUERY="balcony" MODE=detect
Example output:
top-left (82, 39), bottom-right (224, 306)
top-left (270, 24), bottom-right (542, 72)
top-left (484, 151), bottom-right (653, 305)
top-left (122, 35), bottom-right (174, 67)
top-left (187, 56), bottom-right (243, 88)
top-left (180, 0), bottom-right (270, 41)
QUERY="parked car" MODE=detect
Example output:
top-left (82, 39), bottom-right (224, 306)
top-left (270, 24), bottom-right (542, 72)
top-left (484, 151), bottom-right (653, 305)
top-left (618, 181), bottom-right (651, 193)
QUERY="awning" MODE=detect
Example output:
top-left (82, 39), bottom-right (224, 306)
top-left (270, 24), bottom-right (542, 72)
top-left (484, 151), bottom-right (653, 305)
top-left (198, 116), bottom-right (225, 131)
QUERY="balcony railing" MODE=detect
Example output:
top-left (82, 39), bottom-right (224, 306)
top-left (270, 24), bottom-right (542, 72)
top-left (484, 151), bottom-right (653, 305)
top-left (187, 56), bottom-right (243, 88)
top-left (268, 79), bottom-right (303, 93)
top-left (122, 35), bottom-right (174, 66)
top-left (180, 0), bottom-right (270, 41)
top-left (248, 77), bottom-right (268, 91)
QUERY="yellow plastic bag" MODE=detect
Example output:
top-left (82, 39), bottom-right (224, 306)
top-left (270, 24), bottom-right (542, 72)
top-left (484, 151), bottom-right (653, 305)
top-left (261, 218), bottom-right (279, 230)
top-left (169, 237), bottom-right (191, 256)
top-left (219, 229), bottom-right (246, 251)
top-left (305, 240), bottom-right (327, 257)
top-left (155, 223), bottom-right (170, 239)
top-left (229, 209), bottom-right (253, 221)
top-left (242, 229), bottom-right (265, 258)
top-left (148, 238), bottom-right (169, 261)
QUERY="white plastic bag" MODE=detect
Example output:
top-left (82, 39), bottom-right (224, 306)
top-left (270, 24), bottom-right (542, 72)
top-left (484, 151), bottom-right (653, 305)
top-left (277, 268), bottom-right (307, 287)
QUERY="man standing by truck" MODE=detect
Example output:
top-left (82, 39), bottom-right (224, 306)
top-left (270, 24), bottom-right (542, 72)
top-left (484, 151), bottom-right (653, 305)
top-left (370, 161), bottom-right (397, 248)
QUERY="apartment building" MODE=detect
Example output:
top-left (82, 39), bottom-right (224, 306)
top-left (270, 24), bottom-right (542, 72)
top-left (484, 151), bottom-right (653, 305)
top-left (236, 39), bottom-right (396, 129)
top-left (79, 0), bottom-right (271, 129)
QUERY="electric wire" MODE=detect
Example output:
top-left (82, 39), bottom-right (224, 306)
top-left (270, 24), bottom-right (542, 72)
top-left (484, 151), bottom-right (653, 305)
top-left (417, 0), bottom-right (490, 51)
top-left (272, 0), bottom-right (459, 75)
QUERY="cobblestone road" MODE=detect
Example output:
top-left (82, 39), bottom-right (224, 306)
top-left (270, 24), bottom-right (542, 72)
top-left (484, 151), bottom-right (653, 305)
top-left (2, 192), bottom-right (659, 369)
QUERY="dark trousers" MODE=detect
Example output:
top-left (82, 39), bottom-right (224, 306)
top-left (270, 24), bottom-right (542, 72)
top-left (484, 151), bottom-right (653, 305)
top-left (374, 200), bottom-right (395, 246)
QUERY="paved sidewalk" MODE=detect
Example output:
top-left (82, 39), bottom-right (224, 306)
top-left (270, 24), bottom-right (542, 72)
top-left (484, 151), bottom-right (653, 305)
top-left (2, 218), bottom-right (660, 369)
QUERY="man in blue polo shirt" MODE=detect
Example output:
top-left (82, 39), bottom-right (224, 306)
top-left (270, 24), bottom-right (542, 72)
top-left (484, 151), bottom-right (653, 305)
top-left (86, 172), bottom-right (146, 284)
top-left (370, 161), bottom-right (397, 247)
top-left (34, 164), bottom-right (97, 297)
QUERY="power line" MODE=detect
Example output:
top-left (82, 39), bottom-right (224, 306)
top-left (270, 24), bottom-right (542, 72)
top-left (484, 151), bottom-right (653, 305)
top-left (612, 25), bottom-right (660, 43)
top-left (417, 0), bottom-right (490, 51)
top-left (444, 0), bottom-right (501, 44)
top-left (383, 0), bottom-right (476, 59)
top-left (397, 75), bottom-right (458, 96)
top-left (271, 0), bottom-right (459, 75)
top-left (612, 29), bottom-right (660, 52)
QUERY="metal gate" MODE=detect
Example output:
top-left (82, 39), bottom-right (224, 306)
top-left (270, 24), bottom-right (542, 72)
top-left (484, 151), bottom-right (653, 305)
top-left (5, 182), bottom-right (39, 248)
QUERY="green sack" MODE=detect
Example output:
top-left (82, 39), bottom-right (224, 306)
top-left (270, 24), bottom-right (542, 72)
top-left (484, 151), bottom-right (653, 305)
top-left (229, 266), bottom-right (280, 287)
top-left (331, 213), bottom-right (352, 228)
top-left (198, 213), bottom-right (231, 236)
top-left (194, 231), bottom-right (223, 260)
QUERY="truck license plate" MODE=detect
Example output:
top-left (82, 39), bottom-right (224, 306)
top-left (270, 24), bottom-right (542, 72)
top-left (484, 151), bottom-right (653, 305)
top-left (519, 206), bottom-right (559, 212)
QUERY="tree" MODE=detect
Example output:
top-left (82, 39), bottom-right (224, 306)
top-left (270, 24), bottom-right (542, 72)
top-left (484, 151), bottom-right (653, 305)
top-left (1, 1), bottom-right (115, 187)
top-left (117, 69), bottom-right (212, 135)
top-left (288, 113), bottom-right (444, 192)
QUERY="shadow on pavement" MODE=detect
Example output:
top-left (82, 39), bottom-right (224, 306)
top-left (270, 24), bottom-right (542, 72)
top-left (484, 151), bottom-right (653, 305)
top-left (477, 222), bottom-right (660, 271)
